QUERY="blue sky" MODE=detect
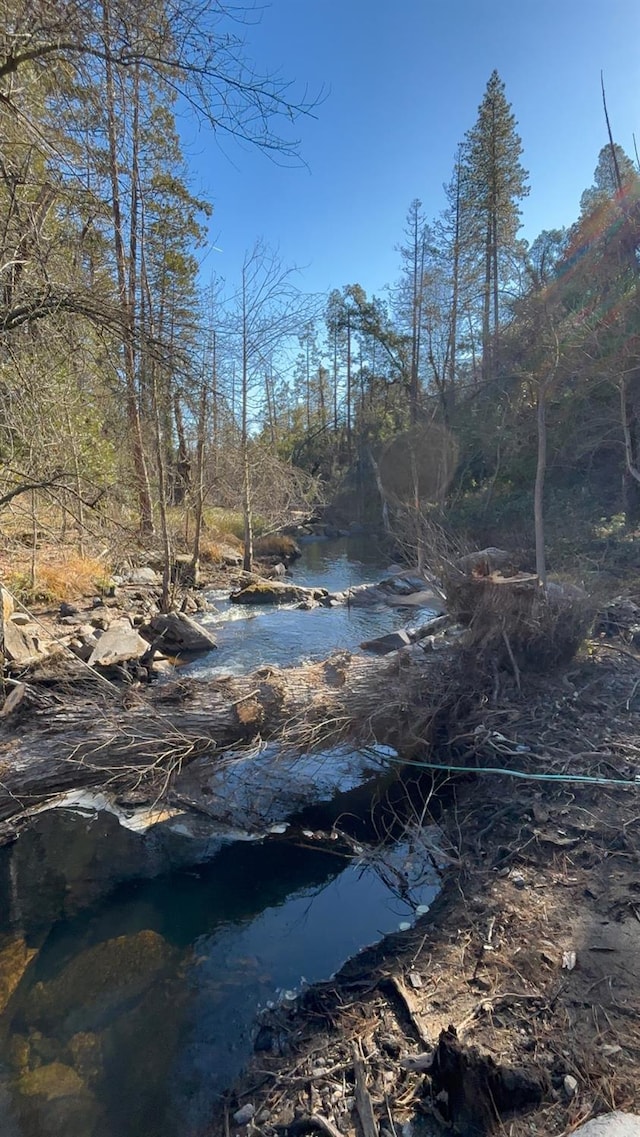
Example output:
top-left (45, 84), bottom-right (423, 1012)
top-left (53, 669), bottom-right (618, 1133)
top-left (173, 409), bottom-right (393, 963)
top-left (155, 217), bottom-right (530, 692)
top-left (183, 0), bottom-right (639, 299)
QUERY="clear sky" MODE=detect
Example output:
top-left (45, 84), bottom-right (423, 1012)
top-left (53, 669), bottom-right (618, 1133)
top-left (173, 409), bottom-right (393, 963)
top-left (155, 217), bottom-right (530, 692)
top-left (183, 0), bottom-right (640, 300)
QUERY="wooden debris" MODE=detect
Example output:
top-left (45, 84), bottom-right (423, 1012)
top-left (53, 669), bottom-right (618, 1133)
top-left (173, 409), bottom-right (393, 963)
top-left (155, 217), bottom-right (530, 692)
top-left (352, 1042), bottom-right (379, 1137)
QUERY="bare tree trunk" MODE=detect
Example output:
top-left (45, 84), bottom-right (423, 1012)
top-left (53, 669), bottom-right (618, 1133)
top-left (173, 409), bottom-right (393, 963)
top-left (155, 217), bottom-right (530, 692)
top-left (620, 371), bottom-right (640, 527)
top-left (333, 327), bottom-right (339, 433)
top-left (192, 372), bottom-right (208, 577)
top-left (534, 386), bottom-right (547, 586)
top-left (102, 3), bottom-right (154, 535)
top-left (138, 201), bottom-right (171, 609)
top-left (173, 391), bottom-right (191, 505)
top-left (367, 448), bottom-right (392, 535)
top-left (65, 404), bottom-right (85, 557)
top-left (241, 265), bottom-right (253, 572)
top-left (481, 219), bottom-right (492, 384)
top-left (346, 310), bottom-right (352, 460)
top-left (264, 367), bottom-right (277, 446)
top-left (447, 147), bottom-right (462, 401)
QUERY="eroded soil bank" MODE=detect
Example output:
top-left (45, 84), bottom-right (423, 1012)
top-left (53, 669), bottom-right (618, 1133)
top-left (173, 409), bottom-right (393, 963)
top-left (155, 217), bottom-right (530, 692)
top-left (213, 645), bottom-right (640, 1137)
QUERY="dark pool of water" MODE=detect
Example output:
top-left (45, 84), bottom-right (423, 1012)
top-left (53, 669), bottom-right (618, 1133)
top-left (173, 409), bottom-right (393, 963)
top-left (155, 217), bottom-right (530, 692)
top-left (0, 539), bottom-right (440, 1137)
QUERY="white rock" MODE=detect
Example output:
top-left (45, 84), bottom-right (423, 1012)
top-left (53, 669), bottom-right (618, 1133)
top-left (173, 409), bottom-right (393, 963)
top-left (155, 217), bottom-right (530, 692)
top-left (563, 1074), bottom-right (578, 1099)
top-left (570, 1114), bottom-right (640, 1137)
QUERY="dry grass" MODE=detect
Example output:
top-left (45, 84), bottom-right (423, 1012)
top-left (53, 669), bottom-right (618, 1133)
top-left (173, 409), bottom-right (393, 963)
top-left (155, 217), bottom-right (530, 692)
top-left (6, 554), bottom-right (112, 605)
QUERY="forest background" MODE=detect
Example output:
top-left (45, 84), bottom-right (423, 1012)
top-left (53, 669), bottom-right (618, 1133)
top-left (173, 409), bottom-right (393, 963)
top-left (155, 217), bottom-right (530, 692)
top-left (1, 0), bottom-right (639, 598)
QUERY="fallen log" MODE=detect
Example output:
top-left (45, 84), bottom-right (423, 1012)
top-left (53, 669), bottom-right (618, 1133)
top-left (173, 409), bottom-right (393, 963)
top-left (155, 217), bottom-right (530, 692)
top-left (0, 647), bottom-right (445, 837)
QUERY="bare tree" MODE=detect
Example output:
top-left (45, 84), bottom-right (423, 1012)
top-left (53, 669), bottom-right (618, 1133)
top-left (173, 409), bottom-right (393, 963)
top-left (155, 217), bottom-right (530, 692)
top-left (236, 242), bottom-right (310, 570)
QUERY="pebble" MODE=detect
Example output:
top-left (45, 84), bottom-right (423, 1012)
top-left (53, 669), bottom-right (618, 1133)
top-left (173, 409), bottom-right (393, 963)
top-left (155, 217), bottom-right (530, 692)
top-left (563, 1074), bottom-right (579, 1099)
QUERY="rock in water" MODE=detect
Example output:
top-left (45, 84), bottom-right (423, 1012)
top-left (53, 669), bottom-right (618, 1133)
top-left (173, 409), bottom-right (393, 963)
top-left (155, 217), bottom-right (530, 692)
top-left (230, 581), bottom-right (326, 605)
top-left (145, 612), bottom-right (217, 655)
top-left (361, 630), bottom-right (413, 654)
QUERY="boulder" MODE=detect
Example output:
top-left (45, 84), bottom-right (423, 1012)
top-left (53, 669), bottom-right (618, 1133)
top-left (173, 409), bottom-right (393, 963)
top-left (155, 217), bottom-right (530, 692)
top-left (452, 547), bottom-right (521, 578)
top-left (88, 625), bottom-right (149, 668)
top-left (144, 612), bottom-right (217, 655)
top-left (230, 581), bottom-right (327, 605)
top-left (24, 930), bottom-right (174, 1033)
top-left (2, 621), bottom-right (42, 665)
top-left (392, 589), bottom-right (446, 611)
top-left (123, 567), bottom-right (159, 586)
top-left (361, 630), bottom-right (413, 654)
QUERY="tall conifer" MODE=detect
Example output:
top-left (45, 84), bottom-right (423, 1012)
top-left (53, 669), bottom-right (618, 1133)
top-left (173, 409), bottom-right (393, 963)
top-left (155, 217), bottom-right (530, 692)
top-left (464, 70), bottom-right (529, 382)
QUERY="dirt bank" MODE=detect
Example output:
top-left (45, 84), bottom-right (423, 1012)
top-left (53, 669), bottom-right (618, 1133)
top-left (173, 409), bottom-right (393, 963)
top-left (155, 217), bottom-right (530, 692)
top-left (213, 643), bottom-right (640, 1137)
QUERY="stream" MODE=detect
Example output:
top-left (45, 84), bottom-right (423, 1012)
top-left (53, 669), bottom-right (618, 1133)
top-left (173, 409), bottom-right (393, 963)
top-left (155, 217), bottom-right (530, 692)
top-left (0, 539), bottom-right (441, 1137)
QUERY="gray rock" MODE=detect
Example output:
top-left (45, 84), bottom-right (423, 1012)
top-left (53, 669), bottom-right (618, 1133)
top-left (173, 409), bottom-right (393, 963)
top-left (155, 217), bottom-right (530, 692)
top-left (222, 552), bottom-right (242, 567)
top-left (230, 581), bottom-right (327, 605)
top-left (145, 612), bottom-right (217, 655)
top-left (88, 625), bottom-right (149, 668)
top-left (89, 610), bottom-right (111, 631)
top-left (2, 620), bottom-right (42, 665)
top-left (361, 630), bottom-right (413, 654)
top-left (571, 1114), bottom-right (640, 1137)
top-left (232, 1104), bottom-right (255, 1126)
top-left (9, 612), bottom-right (31, 626)
top-left (125, 567), bottom-right (160, 586)
top-left (59, 601), bottom-right (80, 617)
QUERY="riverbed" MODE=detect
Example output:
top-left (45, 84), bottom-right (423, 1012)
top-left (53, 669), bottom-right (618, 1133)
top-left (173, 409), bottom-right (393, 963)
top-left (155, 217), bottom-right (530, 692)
top-left (0, 539), bottom-right (441, 1137)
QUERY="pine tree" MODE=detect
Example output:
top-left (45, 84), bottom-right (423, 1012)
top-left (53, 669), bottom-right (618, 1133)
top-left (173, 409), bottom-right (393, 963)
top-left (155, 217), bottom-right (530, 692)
top-left (464, 70), bottom-right (529, 382)
top-left (580, 143), bottom-right (639, 215)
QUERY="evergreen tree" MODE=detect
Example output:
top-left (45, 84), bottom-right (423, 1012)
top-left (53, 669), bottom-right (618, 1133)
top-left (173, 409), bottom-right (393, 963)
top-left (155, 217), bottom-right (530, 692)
top-left (464, 70), bottom-right (529, 382)
top-left (580, 143), bottom-right (639, 215)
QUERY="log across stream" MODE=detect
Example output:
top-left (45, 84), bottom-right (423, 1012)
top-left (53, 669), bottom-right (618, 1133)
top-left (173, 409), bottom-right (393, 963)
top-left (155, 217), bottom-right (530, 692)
top-left (0, 646), bottom-right (446, 838)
